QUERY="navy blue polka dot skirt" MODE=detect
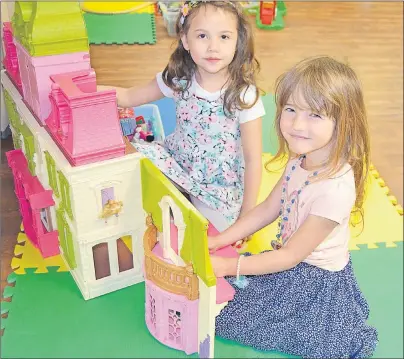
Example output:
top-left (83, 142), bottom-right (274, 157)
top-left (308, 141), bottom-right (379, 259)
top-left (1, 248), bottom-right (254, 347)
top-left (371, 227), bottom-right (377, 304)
top-left (216, 254), bottom-right (378, 359)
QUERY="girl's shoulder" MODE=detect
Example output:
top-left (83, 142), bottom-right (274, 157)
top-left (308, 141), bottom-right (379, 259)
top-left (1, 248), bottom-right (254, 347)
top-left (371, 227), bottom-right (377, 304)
top-left (240, 85), bottom-right (260, 106)
top-left (156, 71), bottom-right (190, 98)
top-left (312, 163), bottom-right (356, 207)
top-left (237, 85), bottom-right (266, 123)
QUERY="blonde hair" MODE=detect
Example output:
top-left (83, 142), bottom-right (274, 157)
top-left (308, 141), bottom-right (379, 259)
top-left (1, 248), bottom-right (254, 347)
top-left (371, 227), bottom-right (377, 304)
top-left (162, 1), bottom-right (261, 115)
top-left (268, 56), bottom-right (370, 218)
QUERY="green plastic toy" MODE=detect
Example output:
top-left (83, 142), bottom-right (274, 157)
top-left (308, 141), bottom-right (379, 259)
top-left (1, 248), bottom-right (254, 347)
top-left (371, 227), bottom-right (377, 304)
top-left (256, 1), bottom-right (287, 31)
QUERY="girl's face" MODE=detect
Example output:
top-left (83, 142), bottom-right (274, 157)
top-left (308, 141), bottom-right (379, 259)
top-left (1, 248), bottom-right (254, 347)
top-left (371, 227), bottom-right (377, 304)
top-left (280, 90), bottom-right (336, 165)
top-left (181, 5), bottom-right (238, 78)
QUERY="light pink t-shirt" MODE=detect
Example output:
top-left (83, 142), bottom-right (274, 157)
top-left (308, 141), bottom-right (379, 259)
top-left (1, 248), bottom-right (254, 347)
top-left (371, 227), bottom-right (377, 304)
top-left (282, 160), bottom-right (356, 271)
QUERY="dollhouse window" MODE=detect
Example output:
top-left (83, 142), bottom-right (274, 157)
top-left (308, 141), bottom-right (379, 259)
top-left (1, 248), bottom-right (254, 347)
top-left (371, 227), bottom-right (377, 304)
top-left (101, 187), bottom-right (115, 207)
top-left (159, 196), bottom-right (186, 265)
top-left (116, 237), bottom-right (134, 272)
top-left (168, 309), bottom-right (182, 345)
top-left (92, 237), bottom-right (134, 280)
top-left (149, 294), bottom-right (157, 329)
top-left (92, 243), bottom-right (111, 280)
top-left (40, 207), bottom-right (53, 233)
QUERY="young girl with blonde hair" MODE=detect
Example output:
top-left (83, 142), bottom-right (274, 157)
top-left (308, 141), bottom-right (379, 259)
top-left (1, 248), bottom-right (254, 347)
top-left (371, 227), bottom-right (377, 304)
top-left (209, 56), bottom-right (378, 359)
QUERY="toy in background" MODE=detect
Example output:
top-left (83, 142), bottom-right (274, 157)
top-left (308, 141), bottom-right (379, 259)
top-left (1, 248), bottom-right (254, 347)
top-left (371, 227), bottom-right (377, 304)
top-left (135, 119), bottom-right (155, 143)
top-left (256, 1), bottom-right (287, 30)
top-left (157, 1), bottom-right (286, 36)
top-left (158, 2), bottom-right (181, 37)
top-left (240, 1), bottom-right (261, 15)
top-left (118, 107), bottom-right (156, 143)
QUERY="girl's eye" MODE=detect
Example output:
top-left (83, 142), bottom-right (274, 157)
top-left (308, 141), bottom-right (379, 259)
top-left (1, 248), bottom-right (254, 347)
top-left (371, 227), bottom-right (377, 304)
top-left (221, 35), bottom-right (229, 40)
top-left (310, 113), bottom-right (322, 119)
top-left (198, 34), bottom-right (206, 39)
top-left (284, 107), bottom-right (295, 112)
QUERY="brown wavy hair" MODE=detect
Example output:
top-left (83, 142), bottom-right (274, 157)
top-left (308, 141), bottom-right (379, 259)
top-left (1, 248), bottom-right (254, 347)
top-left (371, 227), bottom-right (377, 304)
top-left (268, 56), bottom-right (370, 221)
top-left (162, 1), bottom-right (261, 115)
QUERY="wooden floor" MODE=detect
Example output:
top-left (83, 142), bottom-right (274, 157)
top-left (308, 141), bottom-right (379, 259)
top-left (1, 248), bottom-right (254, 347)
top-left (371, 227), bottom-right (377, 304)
top-left (1, 2), bottom-right (402, 296)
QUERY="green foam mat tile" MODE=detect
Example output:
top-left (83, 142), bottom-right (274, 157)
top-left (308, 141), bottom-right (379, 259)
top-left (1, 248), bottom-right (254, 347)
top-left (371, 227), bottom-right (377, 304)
top-left (350, 243), bottom-right (403, 358)
top-left (1, 245), bottom-right (402, 358)
top-left (0, 268), bottom-right (294, 358)
top-left (83, 12), bottom-right (156, 45)
top-left (261, 93), bottom-right (278, 155)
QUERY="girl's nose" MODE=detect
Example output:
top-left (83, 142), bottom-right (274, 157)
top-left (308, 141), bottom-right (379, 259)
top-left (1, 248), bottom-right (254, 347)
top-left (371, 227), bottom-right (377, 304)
top-left (208, 38), bottom-right (220, 52)
top-left (292, 113), bottom-right (306, 131)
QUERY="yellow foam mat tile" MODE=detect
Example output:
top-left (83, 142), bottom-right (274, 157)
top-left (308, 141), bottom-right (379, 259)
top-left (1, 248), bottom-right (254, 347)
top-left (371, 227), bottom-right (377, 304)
top-left (11, 233), bottom-right (69, 274)
top-left (246, 155), bottom-right (403, 254)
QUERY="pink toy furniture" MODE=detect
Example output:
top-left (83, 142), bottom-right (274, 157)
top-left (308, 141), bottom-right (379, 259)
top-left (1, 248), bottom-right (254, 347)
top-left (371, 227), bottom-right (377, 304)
top-left (15, 40), bottom-right (90, 124)
top-left (45, 69), bottom-right (126, 166)
top-left (6, 149), bottom-right (59, 257)
top-left (2, 23), bottom-right (22, 94)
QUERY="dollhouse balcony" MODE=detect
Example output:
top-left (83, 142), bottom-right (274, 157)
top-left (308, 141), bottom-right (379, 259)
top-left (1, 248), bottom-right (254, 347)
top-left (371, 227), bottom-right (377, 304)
top-left (2, 22), bottom-right (22, 94)
top-left (6, 149), bottom-right (59, 257)
top-left (143, 220), bottom-right (199, 301)
top-left (143, 216), bottom-right (236, 305)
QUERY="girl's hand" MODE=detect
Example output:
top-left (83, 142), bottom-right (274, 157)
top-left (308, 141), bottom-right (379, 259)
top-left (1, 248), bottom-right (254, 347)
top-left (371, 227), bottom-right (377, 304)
top-left (208, 236), bottom-right (222, 253)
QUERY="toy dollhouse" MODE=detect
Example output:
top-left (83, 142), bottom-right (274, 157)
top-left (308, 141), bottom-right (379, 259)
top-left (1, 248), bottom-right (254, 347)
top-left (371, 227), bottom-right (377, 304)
top-left (141, 159), bottom-right (238, 357)
top-left (2, 1), bottom-right (240, 357)
top-left (2, 1), bottom-right (145, 300)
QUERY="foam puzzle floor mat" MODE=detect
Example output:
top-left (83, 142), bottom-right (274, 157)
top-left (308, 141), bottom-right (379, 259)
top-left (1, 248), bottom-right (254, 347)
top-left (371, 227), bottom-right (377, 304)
top-left (1, 242), bottom-right (402, 358)
top-left (11, 233), bottom-right (68, 274)
top-left (83, 12), bottom-right (156, 45)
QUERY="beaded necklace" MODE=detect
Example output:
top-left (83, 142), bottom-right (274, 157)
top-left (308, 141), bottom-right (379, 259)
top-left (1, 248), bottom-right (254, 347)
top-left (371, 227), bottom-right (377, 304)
top-left (271, 155), bottom-right (319, 250)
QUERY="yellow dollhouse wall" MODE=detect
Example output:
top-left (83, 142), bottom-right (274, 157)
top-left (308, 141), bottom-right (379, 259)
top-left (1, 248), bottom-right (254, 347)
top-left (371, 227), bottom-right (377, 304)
top-left (140, 158), bottom-right (216, 287)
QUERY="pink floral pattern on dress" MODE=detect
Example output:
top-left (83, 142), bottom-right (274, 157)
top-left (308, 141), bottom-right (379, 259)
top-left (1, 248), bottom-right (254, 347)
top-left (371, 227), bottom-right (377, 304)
top-left (134, 83), bottom-right (245, 224)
